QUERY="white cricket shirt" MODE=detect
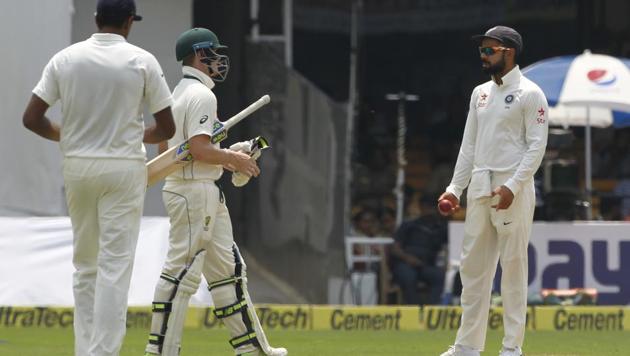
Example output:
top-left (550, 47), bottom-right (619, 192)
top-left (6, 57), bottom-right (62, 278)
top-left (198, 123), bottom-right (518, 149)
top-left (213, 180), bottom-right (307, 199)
top-left (446, 66), bottom-right (549, 199)
top-left (166, 66), bottom-right (223, 181)
top-left (33, 33), bottom-right (173, 160)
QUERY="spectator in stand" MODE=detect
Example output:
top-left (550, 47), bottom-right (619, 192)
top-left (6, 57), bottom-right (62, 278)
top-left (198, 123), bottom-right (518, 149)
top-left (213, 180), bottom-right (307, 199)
top-left (350, 207), bottom-right (379, 237)
top-left (378, 206), bottom-right (397, 236)
top-left (350, 207), bottom-right (380, 271)
top-left (390, 195), bottom-right (447, 305)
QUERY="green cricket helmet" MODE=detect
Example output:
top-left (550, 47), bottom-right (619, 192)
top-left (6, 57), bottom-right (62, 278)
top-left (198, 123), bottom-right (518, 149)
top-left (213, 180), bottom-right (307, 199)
top-left (175, 28), bottom-right (229, 82)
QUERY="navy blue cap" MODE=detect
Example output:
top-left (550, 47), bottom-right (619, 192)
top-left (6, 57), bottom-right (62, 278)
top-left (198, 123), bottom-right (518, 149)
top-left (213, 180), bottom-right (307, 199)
top-left (472, 26), bottom-right (522, 55)
top-left (97, 0), bottom-right (142, 21)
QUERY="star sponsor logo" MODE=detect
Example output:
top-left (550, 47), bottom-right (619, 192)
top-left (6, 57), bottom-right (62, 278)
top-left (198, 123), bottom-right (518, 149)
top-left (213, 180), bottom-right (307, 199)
top-left (537, 107), bottom-right (546, 124)
top-left (587, 69), bottom-right (616, 86)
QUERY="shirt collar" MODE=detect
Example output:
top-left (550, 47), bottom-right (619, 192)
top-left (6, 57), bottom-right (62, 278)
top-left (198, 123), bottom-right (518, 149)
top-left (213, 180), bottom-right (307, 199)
top-left (182, 66), bottom-right (215, 89)
top-left (90, 33), bottom-right (127, 42)
top-left (496, 65), bottom-right (521, 87)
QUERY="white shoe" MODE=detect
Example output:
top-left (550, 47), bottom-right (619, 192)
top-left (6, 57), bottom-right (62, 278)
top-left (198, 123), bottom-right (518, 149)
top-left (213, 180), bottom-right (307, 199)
top-left (499, 346), bottom-right (522, 356)
top-left (439, 344), bottom-right (480, 356)
top-left (264, 347), bottom-right (287, 356)
top-left (240, 347), bottom-right (288, 356)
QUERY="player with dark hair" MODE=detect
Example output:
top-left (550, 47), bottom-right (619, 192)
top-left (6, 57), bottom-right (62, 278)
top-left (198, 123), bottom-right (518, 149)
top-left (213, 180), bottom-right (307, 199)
top-left (439, 26), bottom-right (548, 356)
top-left (22, 0), bottom-right (174, 354)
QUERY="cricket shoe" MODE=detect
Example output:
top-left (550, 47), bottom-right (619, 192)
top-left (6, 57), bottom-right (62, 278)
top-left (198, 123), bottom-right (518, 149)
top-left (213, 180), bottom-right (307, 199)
top-left (239, 346), bottom-right (288, 356)
top-left (439, 344), bottom-right (480, 356)
top-left (499, 346), bottom-right (522, 356)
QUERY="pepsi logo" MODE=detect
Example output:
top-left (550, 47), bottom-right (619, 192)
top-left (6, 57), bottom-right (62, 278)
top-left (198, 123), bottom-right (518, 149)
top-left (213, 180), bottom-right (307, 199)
top-left (587, 69), bottom-right (616, 86)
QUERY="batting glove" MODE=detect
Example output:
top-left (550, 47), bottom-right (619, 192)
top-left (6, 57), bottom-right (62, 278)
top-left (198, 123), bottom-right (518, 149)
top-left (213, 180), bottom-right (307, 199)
top-left (230, 136), bottom-right (270, 187)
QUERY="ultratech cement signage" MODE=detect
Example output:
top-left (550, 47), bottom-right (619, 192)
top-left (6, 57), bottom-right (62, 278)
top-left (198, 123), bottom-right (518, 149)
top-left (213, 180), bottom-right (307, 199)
top-left (200, 305), bottom-right (421, 331)
top-left (201, 305), bottom-right (311, 330)
top-left (535, 307), bottom-right (629, 331)
top-left (311, 306), bottom-right (421, 331)
top-left (2, 305), bottom-right (630, 332)
top-left (421, 306), bottom-right (535, 331)
top-left (0, 307), bottom-right (73, 328)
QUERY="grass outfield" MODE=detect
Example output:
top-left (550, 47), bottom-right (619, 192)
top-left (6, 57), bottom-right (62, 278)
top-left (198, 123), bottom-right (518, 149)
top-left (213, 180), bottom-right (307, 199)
top-left (1, 328), bottom-right (629, 355)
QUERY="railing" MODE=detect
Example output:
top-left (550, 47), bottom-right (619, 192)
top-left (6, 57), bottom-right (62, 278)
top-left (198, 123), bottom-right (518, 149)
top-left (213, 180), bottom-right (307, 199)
top-left (344, 236), bottom-right (394, 271)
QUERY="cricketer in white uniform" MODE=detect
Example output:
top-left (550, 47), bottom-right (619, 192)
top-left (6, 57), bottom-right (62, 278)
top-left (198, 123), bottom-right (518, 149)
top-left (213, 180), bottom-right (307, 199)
top-left (144, 28), bottom-right (287, 356)
top-left (439, 26), bottom-right (548, 356)
top-left (22, 1), bottom-right (175, 355)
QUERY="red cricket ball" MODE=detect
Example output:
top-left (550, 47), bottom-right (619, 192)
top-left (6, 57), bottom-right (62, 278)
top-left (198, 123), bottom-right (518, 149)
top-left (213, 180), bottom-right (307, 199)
top-left (438, 199), bottom-right (453, 214)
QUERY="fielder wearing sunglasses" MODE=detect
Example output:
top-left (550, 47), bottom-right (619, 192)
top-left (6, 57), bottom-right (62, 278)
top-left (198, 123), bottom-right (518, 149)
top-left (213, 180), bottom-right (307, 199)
top-left (478, 46), bottom-right (511, 56)
top-left (439, 26), bottom-right (548, 356)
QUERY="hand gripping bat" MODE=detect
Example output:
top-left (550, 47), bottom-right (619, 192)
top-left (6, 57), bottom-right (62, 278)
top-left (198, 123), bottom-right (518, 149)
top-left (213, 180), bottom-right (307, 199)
top-left (146, 95), bottom-right (271, 187)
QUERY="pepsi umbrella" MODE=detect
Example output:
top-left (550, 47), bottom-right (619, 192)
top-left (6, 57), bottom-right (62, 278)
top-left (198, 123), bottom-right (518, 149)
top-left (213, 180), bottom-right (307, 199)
top-left (523, 50), bottom-right (630, 219)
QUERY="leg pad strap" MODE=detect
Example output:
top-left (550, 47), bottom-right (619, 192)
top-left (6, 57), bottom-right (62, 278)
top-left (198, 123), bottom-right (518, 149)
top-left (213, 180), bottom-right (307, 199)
top-left (214, 299), bottom-right (247, 319)
top-left (148, 333), bottom-right (164, 346)
top-left (230, 331), bottom-right (258, 349)
top-left (208, 276), bottom-right (243, 291)
top-left (152, 302), bottom-right (172, 313)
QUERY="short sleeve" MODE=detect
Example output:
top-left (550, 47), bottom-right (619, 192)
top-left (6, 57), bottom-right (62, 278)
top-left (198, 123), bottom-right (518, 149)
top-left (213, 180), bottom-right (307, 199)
top-left (186, 90), bottom-right (218, 141)
top-left (144, 54), bottom-right (173, 114)
top-left (32, 56), bottom-right (60, 106)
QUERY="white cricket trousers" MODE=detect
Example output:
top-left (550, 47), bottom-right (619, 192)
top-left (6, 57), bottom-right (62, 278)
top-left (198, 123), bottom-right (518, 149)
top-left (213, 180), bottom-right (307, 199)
top-left (63, 157), bottom-right (146, 356)
top-left (455, 177), bottom-right (535, 351)
top-left (160, 180), bottom-right (238, 282)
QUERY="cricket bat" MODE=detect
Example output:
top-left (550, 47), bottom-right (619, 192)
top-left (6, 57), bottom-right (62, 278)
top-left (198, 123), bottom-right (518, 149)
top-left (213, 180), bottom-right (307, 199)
top-left (146, 94), bottom-right (271, 187)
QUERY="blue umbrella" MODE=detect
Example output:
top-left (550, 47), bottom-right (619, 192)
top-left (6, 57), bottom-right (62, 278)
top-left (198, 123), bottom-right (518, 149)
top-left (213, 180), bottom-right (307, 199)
top-left (523, 50), bottom-right (630, 219)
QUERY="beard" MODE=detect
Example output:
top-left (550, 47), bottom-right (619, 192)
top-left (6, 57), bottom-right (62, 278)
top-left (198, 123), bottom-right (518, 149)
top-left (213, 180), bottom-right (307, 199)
top-left (482, 54), bottom-right (506, 75)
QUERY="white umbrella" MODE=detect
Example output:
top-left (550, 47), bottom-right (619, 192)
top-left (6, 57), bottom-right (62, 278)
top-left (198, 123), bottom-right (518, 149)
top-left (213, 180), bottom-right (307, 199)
top-left (549, 105), bottom-right (614, 129)
top-left (523, 50), bottom-right (630, 219)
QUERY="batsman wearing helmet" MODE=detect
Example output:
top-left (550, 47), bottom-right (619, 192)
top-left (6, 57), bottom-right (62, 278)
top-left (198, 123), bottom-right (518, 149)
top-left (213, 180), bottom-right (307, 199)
top-left (438, 26), bottom-right (548, 356)
top-left (144, 28), bottom-right (287, 356)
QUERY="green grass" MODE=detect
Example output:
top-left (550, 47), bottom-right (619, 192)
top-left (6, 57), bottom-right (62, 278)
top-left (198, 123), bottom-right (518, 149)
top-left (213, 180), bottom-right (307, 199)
top-left (1, 328), bottom-right (629, 355)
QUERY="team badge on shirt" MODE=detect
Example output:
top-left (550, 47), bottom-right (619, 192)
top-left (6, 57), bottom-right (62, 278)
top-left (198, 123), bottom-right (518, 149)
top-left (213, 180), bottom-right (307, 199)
top-left (504, 94), bottom-right (514, 104)
top-left (477, 92), bottom-right (488, 108)
top-left (200, 115), bottom-right (208, 124)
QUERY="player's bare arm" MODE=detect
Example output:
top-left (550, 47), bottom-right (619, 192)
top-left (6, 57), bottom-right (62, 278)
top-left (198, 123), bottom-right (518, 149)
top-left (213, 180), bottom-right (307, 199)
top-left (157, 140), bottom-right (168, 154)
top-left (188, 134), bottom-right (260, 177)
top-left (22, 94), bottom-right (60, 142)
top-left (144, 106), bottom-right (175, 143)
